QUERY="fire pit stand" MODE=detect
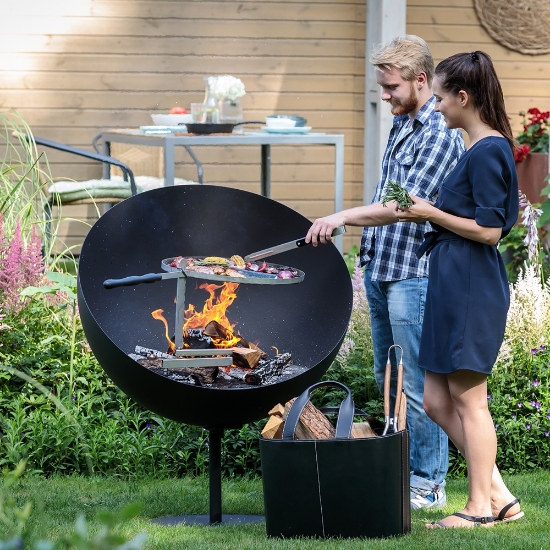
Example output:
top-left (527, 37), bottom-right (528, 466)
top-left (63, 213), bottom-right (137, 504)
top-left (77, 185), bottom-right (353, 527)
top-left (152, 428), bottom-right (265, 526)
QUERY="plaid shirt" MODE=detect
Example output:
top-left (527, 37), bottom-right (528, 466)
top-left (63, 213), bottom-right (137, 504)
top-left (360, 96), bottom-right (465, 281)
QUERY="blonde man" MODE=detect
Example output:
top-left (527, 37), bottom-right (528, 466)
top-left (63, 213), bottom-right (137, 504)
top-left (307, 35), bottom-right (465, 509)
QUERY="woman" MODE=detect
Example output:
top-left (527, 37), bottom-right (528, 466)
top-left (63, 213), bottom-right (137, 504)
top-left (395, 51), bottom-right (524, 528)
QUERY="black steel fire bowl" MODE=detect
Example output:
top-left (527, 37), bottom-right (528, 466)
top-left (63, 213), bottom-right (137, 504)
top-left (77, 185), bottom-right (352, 430)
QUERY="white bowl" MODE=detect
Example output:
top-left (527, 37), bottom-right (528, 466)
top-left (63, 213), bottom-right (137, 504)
top-left (265, 117), bottom-right (296, 128)
top-left (151, 113), bottom-right (193, 126)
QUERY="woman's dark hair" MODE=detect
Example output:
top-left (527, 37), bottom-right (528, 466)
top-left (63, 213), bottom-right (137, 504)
top-left (435, 51), bottom-right (515, 152)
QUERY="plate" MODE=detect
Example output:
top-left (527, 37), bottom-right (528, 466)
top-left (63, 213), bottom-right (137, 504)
top-left (140, 125), bottom-right (187, 135)
top-left (261, 126), bottom-right (312, 134)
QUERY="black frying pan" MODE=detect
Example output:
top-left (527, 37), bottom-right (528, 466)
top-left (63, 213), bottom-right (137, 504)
top-left (185, 120), bottom-right (263, 134)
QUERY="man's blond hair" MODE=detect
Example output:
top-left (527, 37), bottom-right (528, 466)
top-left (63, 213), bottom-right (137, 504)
top-left (370, 35), bottom-right (434, 86)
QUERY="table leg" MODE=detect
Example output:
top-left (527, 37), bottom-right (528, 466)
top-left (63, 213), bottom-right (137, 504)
top-left (261, 144), bottom-right (271, 197)
top-left (334, 137), bottom-right (345, 253)
top-left (164, 142), bottom-right (175, 186)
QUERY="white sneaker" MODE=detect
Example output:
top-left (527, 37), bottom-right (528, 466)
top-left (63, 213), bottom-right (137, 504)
top-left (410, 485), bottom-right (447, 510)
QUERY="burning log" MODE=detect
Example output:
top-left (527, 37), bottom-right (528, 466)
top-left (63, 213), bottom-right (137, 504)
top-left (203, 320), bottom-right (231, 340)
top-left (184, 329), bottom-right (212, 349)
top-left (136, 358), bottom-right (218, 386)
top-left (223, 367), bottom-right (249, 381)
top-left (230, 347), bottom-right (263, 370)
top-left (173, 366), bottom-right (218, 385)
top-left (134, 346), bottom-right (172, 359)
top-left (244, 353), bottom-right (292, 385)
top-left (132, 350), bottom-right (219, 385)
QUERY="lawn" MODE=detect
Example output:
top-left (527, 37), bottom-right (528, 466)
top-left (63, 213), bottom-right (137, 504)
top-left (7, 470), bottom-right (549, 549)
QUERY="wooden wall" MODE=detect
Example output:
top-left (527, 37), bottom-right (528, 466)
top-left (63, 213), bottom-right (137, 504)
top-left (0, 0), bottom-right (366, 253)
top-left (408, 0), bottom-right (550, 135)
top-left (2, 0), bottom-right (549, 254)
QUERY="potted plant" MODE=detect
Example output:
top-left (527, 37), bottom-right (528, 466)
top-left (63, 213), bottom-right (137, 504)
top-left (515, 107), bottom-right (549, 204)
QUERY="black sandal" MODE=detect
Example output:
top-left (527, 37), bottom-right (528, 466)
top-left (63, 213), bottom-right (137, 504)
top-left (431, 512), bottom-right (495, 529)
top-left (494, 498), bottom-right (525, 523)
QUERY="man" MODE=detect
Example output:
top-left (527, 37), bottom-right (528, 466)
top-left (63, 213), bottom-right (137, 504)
top-left (306, 35), bottom-right (465, 509)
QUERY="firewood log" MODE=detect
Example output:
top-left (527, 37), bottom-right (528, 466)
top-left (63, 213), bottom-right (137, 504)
top-left (268, 403), bottom-right (285, 418)
top-left (203, 320), bottom-right (229, 340)
top-left (261, 415), bottom-right (285, 439)
top-left (351, 421), bottom-right (377, 439)
top-left (230, 347), bottom-right (262, 370)
top-left (284, 398), bottom-right (335, 440)
top-left (244, 353), bottom-right (292, 385)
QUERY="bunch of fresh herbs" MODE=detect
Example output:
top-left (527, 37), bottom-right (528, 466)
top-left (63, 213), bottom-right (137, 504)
top-left (381, 180), bottom-right (414, 209)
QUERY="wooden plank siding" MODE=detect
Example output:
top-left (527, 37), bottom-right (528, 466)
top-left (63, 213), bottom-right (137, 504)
top-left (407, 0), bottom-right (550, 136)
top-left (3, 0), bottom-right (549, 255)
top-left (0, 0), bottom-right (367, 254)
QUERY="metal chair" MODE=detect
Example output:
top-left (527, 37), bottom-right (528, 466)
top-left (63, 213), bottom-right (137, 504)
top-left (31, 136), bottom-right (137, 253)
top-left (92, 133), bottom-right (204, 186)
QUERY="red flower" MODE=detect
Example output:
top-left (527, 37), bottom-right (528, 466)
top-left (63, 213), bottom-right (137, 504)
top-left (527, 107), bottom-right (541, 115)
top-left (514, 144), bottom-right (530, 163)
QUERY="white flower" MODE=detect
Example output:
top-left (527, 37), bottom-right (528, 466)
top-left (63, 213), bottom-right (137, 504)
top-left (496, 265), bottom-right (550, 366)
top-left (210, 75), bottom-right (246, 101)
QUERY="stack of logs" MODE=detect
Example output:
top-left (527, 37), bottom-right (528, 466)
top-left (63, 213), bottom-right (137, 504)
top-left (132, 320), bottom-right (293, 386)
top-left (261, 398), bottom-right (378, 440)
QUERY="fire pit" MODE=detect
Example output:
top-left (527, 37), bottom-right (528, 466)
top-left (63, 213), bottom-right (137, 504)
top-left (77, 185), bottom-right (352, 524)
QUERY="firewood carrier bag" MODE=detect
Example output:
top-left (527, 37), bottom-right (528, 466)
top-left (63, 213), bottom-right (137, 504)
top-left (259, 381), bottom-right (411, 539)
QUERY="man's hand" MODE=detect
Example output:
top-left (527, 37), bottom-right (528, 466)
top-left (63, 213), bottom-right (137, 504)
top-left (306, 213), bottom-right (346, 246)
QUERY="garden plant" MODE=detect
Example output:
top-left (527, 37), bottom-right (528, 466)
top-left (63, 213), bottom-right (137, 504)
top-left (1, 113), bottom-right (549, 547)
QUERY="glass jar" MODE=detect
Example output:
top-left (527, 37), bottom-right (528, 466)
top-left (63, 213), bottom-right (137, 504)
top-left (218, 97), bottom-right (243, 124)
top-left (203, 76), bottom-right (220, 124)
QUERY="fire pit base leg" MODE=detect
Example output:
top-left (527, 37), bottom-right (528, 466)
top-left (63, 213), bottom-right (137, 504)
top-left (209, 427), bottom-right (223, 524)
top-left (151, 427), bottom-right (264, 527)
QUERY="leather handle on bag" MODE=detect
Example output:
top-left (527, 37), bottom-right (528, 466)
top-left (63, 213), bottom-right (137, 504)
top-left (282, 380), bottom-right (354, 440)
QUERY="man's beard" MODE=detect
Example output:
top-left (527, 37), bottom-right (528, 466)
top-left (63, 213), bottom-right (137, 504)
top-left (389, 83), bottom-right (418, 116)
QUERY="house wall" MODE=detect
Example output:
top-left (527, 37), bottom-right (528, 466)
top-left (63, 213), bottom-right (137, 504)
top-left (2, 0), bottom-right (549, 254)
top-left (408, 0), bottom-right (550, 135)
top-left (0, 0), bottom-right (366, 253)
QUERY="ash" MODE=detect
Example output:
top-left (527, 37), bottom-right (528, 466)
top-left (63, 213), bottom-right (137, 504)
top-left (128, 349), bottom-right (308, 389)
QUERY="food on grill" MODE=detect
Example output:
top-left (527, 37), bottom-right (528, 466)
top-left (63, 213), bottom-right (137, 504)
top-left (167, 256), bottom-right (299, 279)
top-left (204, 256), bottom-right (230, 265)
top-left (230, 255), bottom-right (246, 267)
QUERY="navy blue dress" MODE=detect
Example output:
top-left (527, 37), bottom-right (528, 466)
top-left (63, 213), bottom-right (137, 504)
top-left (417, 137), bottom-right (519, 375)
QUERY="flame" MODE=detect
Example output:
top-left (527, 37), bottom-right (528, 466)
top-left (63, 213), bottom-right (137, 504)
top-left (184, 282), bottom-right (238, 330)
top-left (184, 282), bottom-right (242, 347)
top-left (152, 282), bottom-right (245, 352)
top-left (151, 309), bottom-right (175, 353)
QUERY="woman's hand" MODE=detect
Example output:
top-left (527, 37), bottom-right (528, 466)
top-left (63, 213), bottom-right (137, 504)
top-left (393, 196), bottom-right (435, 223)
top-left (306, 213), bottom-right (346, 246)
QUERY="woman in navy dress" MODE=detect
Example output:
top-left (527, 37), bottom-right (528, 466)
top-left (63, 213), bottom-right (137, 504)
top-left (395, 51), bottom-right (523, 528)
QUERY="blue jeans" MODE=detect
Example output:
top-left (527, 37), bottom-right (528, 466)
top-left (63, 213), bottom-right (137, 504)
top-left (364, 265), bottom-right (448, 489)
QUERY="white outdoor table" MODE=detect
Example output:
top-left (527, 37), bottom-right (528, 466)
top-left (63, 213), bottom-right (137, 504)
top-left (101, 129), bottom-right (345, 252)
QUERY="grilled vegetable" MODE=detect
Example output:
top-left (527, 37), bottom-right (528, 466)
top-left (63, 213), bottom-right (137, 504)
top-left (203, 256), bottom-right (230, 265)
top-left (230, 255), bottom-right (246, 267)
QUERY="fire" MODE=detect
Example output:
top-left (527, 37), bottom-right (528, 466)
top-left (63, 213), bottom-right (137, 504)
top-left (151, 309), bottom-right (176, 353)
top-left (152, 282), bottom-right (243, 351)
top-left (184, 282), bottom-right (241, 347)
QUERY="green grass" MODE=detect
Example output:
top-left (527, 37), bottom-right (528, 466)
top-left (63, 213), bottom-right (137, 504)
top-left (4, 471), bottom-right (549, 549)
